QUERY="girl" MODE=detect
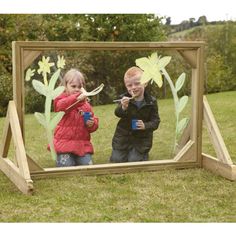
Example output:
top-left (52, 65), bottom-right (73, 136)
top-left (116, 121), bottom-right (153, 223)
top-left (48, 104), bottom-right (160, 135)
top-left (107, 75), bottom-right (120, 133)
top-left (53, 69), bottom-right (99, 167)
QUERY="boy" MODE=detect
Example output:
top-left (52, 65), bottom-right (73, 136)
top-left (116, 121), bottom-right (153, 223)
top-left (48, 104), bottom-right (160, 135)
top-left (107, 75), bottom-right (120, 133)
top-left (110, 66), bottom-right (160, 163)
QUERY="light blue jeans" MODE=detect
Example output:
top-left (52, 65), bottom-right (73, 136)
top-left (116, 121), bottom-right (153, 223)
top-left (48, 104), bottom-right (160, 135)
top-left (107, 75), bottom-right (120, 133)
top-left (56, 153), bottom-right (93, 167)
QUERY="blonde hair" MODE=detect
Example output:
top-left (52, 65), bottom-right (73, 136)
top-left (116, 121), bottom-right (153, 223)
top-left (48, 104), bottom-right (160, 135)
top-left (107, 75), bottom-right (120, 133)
top-left (61, 69), bottom-right (85, 88)
top-left (124, 66), bottom-right (143, 81)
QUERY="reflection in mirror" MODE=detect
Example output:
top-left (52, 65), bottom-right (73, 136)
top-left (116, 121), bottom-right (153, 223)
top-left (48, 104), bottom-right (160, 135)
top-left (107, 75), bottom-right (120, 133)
top-left (24, 49), bottom-right (192, 167)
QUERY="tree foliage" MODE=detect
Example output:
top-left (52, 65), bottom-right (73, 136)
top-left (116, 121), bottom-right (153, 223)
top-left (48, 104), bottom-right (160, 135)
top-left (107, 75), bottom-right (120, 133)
top-left (186, 23), bottom-right (236, 93)
top-left (169, 22), bottom-right (236, 94)
top-left (0, 14), bottom-right (166, 115)
top-left (0, 14), bottom-right (235, 116)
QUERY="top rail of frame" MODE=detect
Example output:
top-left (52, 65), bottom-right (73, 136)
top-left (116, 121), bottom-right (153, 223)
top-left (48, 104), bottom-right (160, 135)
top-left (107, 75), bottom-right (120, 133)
top-left (13, 41), bottom-right (206, 50)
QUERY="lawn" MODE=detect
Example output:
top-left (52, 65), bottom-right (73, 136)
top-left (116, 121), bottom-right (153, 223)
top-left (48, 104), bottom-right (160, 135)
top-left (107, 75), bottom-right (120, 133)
top-left (0, 91), bottom-right (235, 222)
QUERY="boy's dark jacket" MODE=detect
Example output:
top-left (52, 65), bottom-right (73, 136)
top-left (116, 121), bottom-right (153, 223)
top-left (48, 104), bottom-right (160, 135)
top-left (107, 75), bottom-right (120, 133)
top-left (112, 91), bottom-right (160, 154)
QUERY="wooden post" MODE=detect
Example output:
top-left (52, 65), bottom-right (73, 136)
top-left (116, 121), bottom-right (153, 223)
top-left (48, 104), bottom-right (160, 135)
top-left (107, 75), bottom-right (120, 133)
top-left (12, 42), bottom-right (25, 139)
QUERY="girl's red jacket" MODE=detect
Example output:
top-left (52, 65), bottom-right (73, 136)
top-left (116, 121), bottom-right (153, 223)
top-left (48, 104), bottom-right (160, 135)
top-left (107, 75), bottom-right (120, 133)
top-left (52, 92), bottom-right (99, 157)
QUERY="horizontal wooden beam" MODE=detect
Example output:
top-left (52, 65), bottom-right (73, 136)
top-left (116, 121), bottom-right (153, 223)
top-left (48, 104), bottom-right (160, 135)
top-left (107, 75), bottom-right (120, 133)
top-left (13, 41), bottom-right (205, 51)
top-left (30, 160), bottom-right (199, 179)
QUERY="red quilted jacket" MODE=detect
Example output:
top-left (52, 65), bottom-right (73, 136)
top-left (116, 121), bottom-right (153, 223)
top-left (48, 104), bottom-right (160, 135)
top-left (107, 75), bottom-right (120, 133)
top-left (53, 92), bottom-right (99, 157)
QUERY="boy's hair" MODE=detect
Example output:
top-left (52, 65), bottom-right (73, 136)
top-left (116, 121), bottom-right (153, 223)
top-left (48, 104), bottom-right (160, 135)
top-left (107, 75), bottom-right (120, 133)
top-left (124, 66), bottom-right (143, 81)
top-left (61, 69), bottom-right (85, 88)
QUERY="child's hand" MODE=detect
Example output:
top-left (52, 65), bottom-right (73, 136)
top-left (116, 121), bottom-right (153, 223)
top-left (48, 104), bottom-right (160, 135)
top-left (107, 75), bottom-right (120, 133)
top-left (77, 93), bottom-right (87, 102)
top-left (121, 96), bottom-right (130, 110)
top-left (136, 120), bottom-right (145, 130)
top-left (86, 117), bottom-right (94, 128)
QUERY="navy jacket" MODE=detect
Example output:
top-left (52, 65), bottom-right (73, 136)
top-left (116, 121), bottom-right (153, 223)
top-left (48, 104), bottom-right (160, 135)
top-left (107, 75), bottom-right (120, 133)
top-left (112, 91), bottom-right (160, 154)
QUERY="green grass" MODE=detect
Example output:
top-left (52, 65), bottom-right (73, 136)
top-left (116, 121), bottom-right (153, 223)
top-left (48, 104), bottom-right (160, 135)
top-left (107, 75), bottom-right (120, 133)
top-left (0, 91), bottom-right (235, 222)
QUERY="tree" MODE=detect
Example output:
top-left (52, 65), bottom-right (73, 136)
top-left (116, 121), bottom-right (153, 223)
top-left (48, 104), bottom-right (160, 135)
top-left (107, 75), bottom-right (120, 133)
top-left (197, 16), bottom-right (208, 26)
top-left (0, 14), bottom-right (167, 114)
top-left (77, 14), bottom-right (167, 104)
top-left (81, 14), bottom-right (166, 41)
top-left (165, 17), bottom-right (171, 26)
top-left (184, 22), bottom-right (236, 92)
top-left (189, 18), bottom-right (196, 27)
top-left (206, 54), bottom-right (233, 93)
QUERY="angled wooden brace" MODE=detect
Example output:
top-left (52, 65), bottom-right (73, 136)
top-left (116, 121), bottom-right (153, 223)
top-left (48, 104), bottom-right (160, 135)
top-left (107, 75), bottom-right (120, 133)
top-left (0, 101), bottom-right (34, 194)
top-left (202, 96), bottom-right (235, 180)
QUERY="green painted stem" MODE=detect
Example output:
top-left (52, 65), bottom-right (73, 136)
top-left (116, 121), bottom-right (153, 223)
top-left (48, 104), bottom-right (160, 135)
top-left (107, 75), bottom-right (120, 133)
top-left (161, 68), bottom-right (179, 153)
top-left (46, 127), bottom-right (56, 160)
top-left (45, 95), bottom-right (51, 123)
top-left (44, 87), bottom-right (56, 160)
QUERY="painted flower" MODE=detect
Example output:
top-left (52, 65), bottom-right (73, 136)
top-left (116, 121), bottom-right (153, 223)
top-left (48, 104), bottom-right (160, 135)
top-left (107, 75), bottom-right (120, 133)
top-left (37, 56), bottom-right (55, 85)
top-left (25, 68), bottom-right (35, 81)
top-left (135, 52), bottom-right (171, 88)
top-left (57, 55), bottom-right (66, 69)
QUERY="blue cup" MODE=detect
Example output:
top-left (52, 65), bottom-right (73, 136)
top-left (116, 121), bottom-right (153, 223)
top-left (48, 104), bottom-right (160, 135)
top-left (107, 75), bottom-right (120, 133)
top-left (132, 119), bottom-right (138, 130)
top-left (83, 112), bottom-right (91, 124)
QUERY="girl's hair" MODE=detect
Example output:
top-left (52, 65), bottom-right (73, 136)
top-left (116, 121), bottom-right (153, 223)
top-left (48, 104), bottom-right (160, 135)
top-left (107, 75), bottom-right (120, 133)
top-left (124, 66), bottom-right (143, 81)
top-left (61, 69), bottom-right (85, 88)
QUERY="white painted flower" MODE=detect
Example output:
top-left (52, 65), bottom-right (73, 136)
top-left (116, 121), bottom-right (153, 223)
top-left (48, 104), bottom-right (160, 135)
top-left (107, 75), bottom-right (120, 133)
top-left (57, 55), bottom-right (65, 69)
top-left (37, 56), bottom-right (55, 85)
top-left (135, 52), bottom-right (171, 88)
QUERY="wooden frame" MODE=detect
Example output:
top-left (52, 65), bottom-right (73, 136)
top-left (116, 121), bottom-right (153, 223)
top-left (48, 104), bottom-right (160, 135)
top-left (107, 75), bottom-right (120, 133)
top-left (0, 41), bottom-right (235, 195)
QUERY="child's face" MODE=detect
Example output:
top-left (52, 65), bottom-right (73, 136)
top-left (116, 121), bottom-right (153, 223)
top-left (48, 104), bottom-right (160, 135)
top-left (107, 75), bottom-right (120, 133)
top-left (66, 78), bottom-right (82, 95)
top-left (124, 76), bottom-right (145, 99)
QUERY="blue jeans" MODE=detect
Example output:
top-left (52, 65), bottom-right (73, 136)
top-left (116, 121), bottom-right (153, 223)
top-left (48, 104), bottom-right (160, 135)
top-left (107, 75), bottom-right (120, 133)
top-left (110, 148), bottom-right (148, 163)
top-left (56, 153), bottom-right (93, 167)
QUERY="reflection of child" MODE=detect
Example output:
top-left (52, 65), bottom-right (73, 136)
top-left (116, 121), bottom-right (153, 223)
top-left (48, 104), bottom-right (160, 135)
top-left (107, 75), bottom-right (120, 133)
top-left (53, 69), bottom-right (98, 167)
top-left (110, 66), bottom-right (160, 162)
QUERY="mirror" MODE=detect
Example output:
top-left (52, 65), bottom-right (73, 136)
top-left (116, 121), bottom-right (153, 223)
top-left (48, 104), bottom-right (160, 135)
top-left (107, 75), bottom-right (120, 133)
top-left (22, 47), bottom-right (192, 167)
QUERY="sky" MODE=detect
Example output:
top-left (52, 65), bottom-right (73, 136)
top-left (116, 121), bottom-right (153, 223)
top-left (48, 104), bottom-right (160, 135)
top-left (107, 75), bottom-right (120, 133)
top-left (0, 0), bottom-right (235, 24)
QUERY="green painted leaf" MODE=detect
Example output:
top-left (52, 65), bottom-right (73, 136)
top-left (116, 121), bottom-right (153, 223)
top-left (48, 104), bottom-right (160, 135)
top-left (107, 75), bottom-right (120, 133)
top-left (175, 73), bottom-right (186, 92)
top-left (50, 111), bottom-right (65, 131)
top-left (177, 118), bottom-right (188, 135)
top-left (48, 69), bottom-right (61, 90)
top-left (51, 86), bottom-right (65, 100)
top-left (32, 79), bottom-right (47, 96)
top-left (34, 112), bottom-right (46, 128)
top-left (177, 96), bottom-right (188, 114)
top-left (25, 68), bottom-right (35, 81)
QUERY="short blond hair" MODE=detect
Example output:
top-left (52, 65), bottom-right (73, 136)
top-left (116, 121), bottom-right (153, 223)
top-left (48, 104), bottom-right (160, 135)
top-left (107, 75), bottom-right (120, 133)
top-left (124, 66), bottom-right (143, 81)
top-left (61, 69), bottom-right (85, 88)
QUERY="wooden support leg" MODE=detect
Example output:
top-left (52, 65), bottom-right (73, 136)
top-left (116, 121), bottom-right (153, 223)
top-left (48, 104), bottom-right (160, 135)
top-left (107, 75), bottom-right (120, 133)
top-left (0, 101), bottom-right (34, 194)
